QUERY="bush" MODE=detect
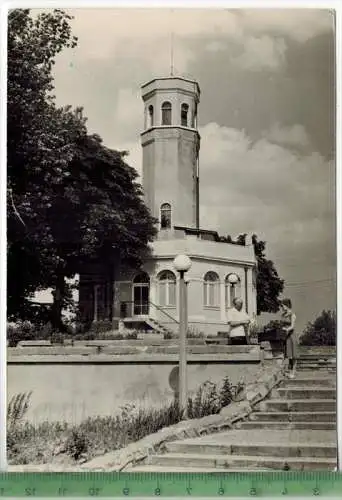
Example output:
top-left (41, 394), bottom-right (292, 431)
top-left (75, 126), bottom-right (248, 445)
top-left (7, 376), bottom-right (245, 465)
top-left (300, 310), bottom-right (336, 346)
top-left (64, 427), bottom-right (90, 461)
top-left (187, 327), bottom-right (205, 339)
top-left (7, 392), bottom-right (31, 427)
top-left (126, 331), bottom-right (138, 340)
top-left (73, 331), bottom-right (96, 341)
top-left (163, 331), bottom-right (174, 340)
top-left (50, 332), bottom-right (65, 345)
top-left (164, 327), bottom-right (204, 340)
top-left (188, 377), bottom-right (244, 418)
top-left (89, 320), bottom-right (113, 335)
top-left (7, 321), bottom-right (76, 346)
top-left (258, 320), bottom-right (286, 343)
top-left (7, 321), bottom-right (36, 346)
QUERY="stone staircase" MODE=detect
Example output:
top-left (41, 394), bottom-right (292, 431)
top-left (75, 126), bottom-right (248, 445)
top-left (145, 317), bottom-right (175, 337)
top-left (131, 351), bottom-right (337, 472)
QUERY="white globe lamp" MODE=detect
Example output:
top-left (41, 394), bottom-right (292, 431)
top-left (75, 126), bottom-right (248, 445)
top-left (173, 254), bottom-right (192, 273)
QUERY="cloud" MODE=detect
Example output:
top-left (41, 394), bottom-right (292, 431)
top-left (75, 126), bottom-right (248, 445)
top-left (233, 35), bottom-right (287, 71)
top-left (114, 88), bottom-right (143, 143)
top-left (262, 123), bottom-right (311, 148)
top-left (45, 8), bottom-right (333, 69)
top-left (205, 40), bottom-right (228, 52)
top-left (238, 9), bottom-right (333, 43)
top-left (198, 122), bottom-right (334, 248)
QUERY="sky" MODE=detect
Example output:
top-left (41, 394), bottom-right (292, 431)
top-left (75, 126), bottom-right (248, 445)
top-left (39, 7), bottom-right (336, 333)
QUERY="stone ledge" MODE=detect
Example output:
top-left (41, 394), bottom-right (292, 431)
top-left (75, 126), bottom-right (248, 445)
top-left (17, 338), bottom-right (207, 347)
top-left (80, 361), bottom-right (285, 471)
top-left (9, 344), bottom-right (259, 355)
top-left (7, 352), bottom-right (261, 364)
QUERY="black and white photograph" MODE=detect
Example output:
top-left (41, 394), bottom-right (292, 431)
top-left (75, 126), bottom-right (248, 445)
top-left (6, 5), bottom-right (337, 472)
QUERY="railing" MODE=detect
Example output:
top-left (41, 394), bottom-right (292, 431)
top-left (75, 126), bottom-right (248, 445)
top-left (149, 301), bottom-right (179, 325)
top-left (119, 301), bottom-right (179, 326)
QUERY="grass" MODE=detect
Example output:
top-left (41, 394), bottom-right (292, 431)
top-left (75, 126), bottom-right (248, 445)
top-left (7, 377), bottom-right (244, 465)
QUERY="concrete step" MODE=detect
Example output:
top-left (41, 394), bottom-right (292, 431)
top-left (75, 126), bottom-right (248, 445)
top-left (250, 411), bottom-right (336, 422)
top-left (238, 421), bottom-right (336, 431)
top-left (273, 388), bottom-right (336, 400)
top-left (298, 360), bottom-right (336, 365)
top-left (296, 364), bottom-right (336, 370)
top-left (299, 354), bottom-right (336, 360)
top-left (280, 377), bottom-right (336, 388)
top-left (261, 399), bottom-right (336, 412)
top-left (130, 465), bottom-right (271, 473)
top-left (165, 441), bottom-right (336, 458)
top-left (297, 365), bottom-right (336, 371)
top-left (147, 452), bottom-right (336, 471)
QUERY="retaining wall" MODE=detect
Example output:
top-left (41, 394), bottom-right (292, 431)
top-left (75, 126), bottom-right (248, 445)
top-left (7, 343), bottom-right (279, 425)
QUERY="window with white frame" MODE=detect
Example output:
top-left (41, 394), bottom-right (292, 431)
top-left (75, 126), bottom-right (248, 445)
top-left (181, 103), bottom-right (189, 127)
top-left (225, 274), bottom-right (241, 308)
top-left (158, 270), bottom-right (176, 307)
top-left (203, 271), bottom-right (220, 307)
top-left (160, 203), bottom-right (171, 229)
top-left (161, 101), bottom-right (172, 125)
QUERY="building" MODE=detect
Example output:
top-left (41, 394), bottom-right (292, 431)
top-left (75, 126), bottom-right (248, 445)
top-left (79, 76), bottom-right (257, 336)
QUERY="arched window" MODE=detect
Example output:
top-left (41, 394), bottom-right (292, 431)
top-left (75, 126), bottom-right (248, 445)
top-left (181, 103), bottom-right (189, 127)
top-left (225, 274), bottom-right (241, 309)
top-left (158, 270), bottom-right (176, 307)
top-left (133, 272), bottom-right (150, 284)
top-left (161, 101), bottom-right (172, 126)
top-left (203, 271), bottom-right (220, 307)
top-left (160, 203), bottom-right (171, 230)
top-left (148, 105), bottom-right (154, 128)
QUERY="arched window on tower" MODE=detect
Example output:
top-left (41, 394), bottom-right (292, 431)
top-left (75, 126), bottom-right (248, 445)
top-left (157, 270), bottom-right (176, 307)
top-left (148, 105), bottom-right (154, 128)
top-left (161, 101), bottom-right (172, 126)
top-left (203, 271), bottom-right (220, 307)
top-left (181, 103), bottom-right (189, 127)
top-left (160, 203), bottom-right (171, 230)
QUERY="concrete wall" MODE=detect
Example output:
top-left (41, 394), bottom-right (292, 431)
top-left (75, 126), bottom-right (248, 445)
top-left (142, 128), bottom-right (198, 229)
top-left (7, 345), bottom-right (267, 425)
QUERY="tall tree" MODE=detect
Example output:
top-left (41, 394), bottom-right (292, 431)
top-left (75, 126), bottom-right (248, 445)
top-left (45, 133), bottom-right (157, 330)
top-left (7, 9), bottom-right (157, 328)
top-left (7, 8), bottom-right (81, 318)
top-left (251, 235), bottom-right (284, 315)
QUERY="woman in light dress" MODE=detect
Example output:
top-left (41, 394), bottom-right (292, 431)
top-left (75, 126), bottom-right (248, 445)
top-left (280, 298), bottom-right (297, 378)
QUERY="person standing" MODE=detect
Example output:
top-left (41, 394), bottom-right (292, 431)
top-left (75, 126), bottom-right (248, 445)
top-left (280, 298), bottom-right (297, 378)
top-left (226, 297), bottom-right (251, 345)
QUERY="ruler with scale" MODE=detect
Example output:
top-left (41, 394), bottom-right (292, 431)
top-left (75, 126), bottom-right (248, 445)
top-left (0, 472), bottom-right (342, 497)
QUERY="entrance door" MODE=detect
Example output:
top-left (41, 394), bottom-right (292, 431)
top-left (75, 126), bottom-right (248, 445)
top-left (133, 284), bottom-right (149, 316)
top-left (132, 272), bottom-right (150, 316)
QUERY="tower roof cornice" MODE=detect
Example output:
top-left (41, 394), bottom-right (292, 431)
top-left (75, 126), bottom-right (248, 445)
top-left (141, 76), bottom-right (200, 98)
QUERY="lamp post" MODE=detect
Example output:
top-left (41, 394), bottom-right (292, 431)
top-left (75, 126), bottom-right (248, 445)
top-left (228, 273), bottom-right (239, 306)
top-left (173, 254), bottom-right (192, 417)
